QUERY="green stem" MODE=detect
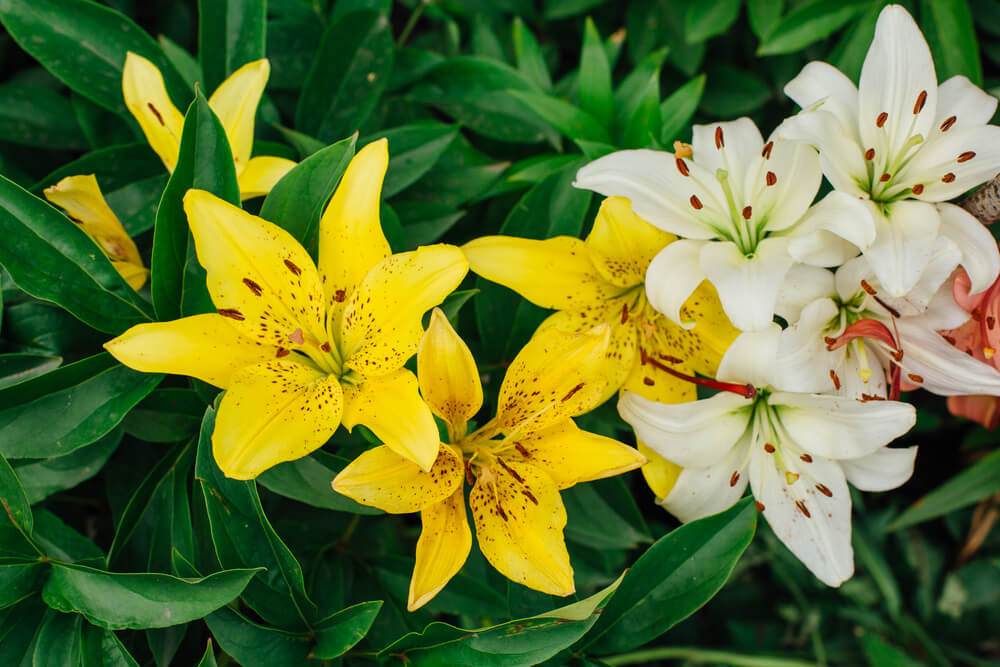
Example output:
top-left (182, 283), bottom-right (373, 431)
top-left (398, 0), bottom-right (430, 47)
top-left (602, 647), bottom-right (821, 667)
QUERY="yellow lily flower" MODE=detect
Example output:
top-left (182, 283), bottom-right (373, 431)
top-left (462, 196), bottom-right (740, 501)
top-left (333, 309), bottom-right (645, 611)
top-left (122, 52), bottom-right (297, 200)
top-left (105, 140), bottom-right (468, 479)
top-left (44, 174), bottom-right (149, 290)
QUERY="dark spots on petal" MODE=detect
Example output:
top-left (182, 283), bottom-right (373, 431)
top-left (521, 488), bottom-right (539, 505)
top-left (217, 308), bottom-right (245, 321)
top-left (561, 383), bottom-right (585, 402)
top-left (321, 342), bottom-right (331, 352)
top-left (514, 443), bottom-right (531, 458)
top-left (147, 103), bottom-right (164, 125)
top-left (243, 278), bottom-right (263, 295)
top-left (333, 289), bottom-right (346, 303)
top-left (284, 259), bottom-right (302, 276)
top-left (643, 377), bottom-right (655, 386)
top-left (276, 347), bottom-right (290, 357)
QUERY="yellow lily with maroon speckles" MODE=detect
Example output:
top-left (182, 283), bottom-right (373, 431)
top-left (44, 174), bottom-right (149, 291)
top-left (333, 308), bottom-right (645, 611)
top-left (462, 196), bottom-right (740, 501)
top-left (122, 52), bottom-right (296, 200)
top-left (105, 140), bottom-right (468, 479)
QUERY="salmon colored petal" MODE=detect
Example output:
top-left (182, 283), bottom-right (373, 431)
top-left (104, 314), bottom-right (273, 388)
top-left (463, 235), bottom-right (627, 310)
top-left (214, 358), bottom-right (343, 479)
top-left (122, 52), bottom-right (185, 172)
top-left (637, 440), bottom-right (682, 501)
top-left (409, 489), bottom-right (472, 611)
top-left (341, 369), bottom-right (440, 471)
top-left (332, 444), bottom-right (463, 514)
top-left (470, 459), bottom-right (574, 596)
top-left (947, 394), bottom-right (1000, 429)
top-left (207, 59), bottom-right (270, 173)
top-left (238, 155), bottom-right (297, 200)
top-left (418, 308), bottom-right (483, 437)
top-left (586, 197), bottom-right (675, 288)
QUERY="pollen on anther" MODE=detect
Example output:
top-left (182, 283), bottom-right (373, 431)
top-left (985, 347), bottom-right (996, 359)
top-left (800, 453), bottom-right (813, 463)
top-left (675, 157), bottom-right (690, 176)
top-left (865, 148), bottom-right (875, 161)
top-left (761, 141), bottom-right (773, 159)
top-left (276, 348), bottom-right (290, 357)
top-left (941, 116), bottom-right (957, 131)
top-left (816, 483), bottom-right (833, 497)
top-left (860, 279), bottom-right (877, 296)
top-left (829, 369), bottom-right (841, 390)
top-left (795, 500), bottom-right (811, 518)
top-left (729, 471), bottom-right (740, 487)
top-left (907, 372), bottom-right (924, 383)
top-left (912, 184), bottom-right (924, 195)
top-left (988, 316), bottom-right (996, 330)
top-left (958, 151), bottom-right (976, 162)
top-left (689, 195), bottom-right (703, 210)
top-left (913, 90), bottom-right (927, 114)
top-left (742, 206), bottom-right (752, 220)
top-left (321, 342), bottom-right (331, 352)
top-left (765, 171), bottom-right (777, 186)
top-left (879, 172), bottom-right (891, 182)
top-left (876, 112), bottom-right (888, 128)
top-left (785, 471), bottom-right (799, 485)
top-left (942, 172), bottom-right (956, 183)
top-left (764, 443), bottom-right (775, 453)
top-left (755, 501), bottom-right (765, 512)
top-left (715, 126), bottom-right (724, 149)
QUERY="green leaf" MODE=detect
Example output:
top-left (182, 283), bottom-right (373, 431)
top-left (121, 388), bottom-right (206, 443)
top-left (757, 0), bottom-right (870, 56)
top-left (747, 0), bottom-right (785, 40)
top-left (544, 0), bottom-right (605, 19)
top-left (0, 84), bottom-right (88, 150)
top-left (13, 428), bottom-right (122, 504)
top-left (508, 91), bottom-right (611, 144)
top-left (197, 640), bottom-right (219, 667)
top-left (686, 0), bottom-right (743, 43)
top-left (562, 483), bottom-right (650, 551)
top-left (0, 353), bottom-right (161, 459)
top-left (33, 509), bottom-right (105, 563)
top-left (828, 2), bottom-right (880, 82)
top-left (0, 354), bottom-right (62, 390)
top-left (312, 601), bottom-right (382, 659)
top-left (396, 202), bottom-right (465, 248)
top-left (585, 497), bottom-right (758, 654)
top-left (0, 598), bottom-right (45, 664)
top-left (370, 123), bottom-right (460, 198)
top-left (920, 0), bottom-right (983, 86)
top-left (889, 449), bottom-right (1000, 530)
top-left (0, 175), bottom-right (154, 334)
top-left (33, 609), bottom-right (83, 666)
top-left (198, 0), bottom-right (267, 92)
top-left (82, 623), bottom-right (141, 666)
top-left (0, 558), bottom-right (46, 609)
top-left (0, 452), bottom-right (33, 535)
top-left (858, 632), bottom-right (924, 666)
top-left (579, 18), bottom-right (614, 131)
top-left (0, 0), bottom-right (188, 116)
top-left (380, 573), bottom-right (622, 665)
top-left (42, 561), bottom-right (260, 630)
top-left (31, 143), bottom-right (162, 196)
top-left (700, 65), bottom-right (772, 116)
top-left (204, 605), bottom-right (312, 667)
top-left (159, 35), bottom-right (203, 91)
top-left (623, 69), bottom-right (662, 149)
top-left (296, 10), bottom-right (395, 143)
top-left (512, 18), bottom-right (552, 91)
top-left (613, 48), bottom-right (668, 140)
top-left (151, 90), bottom-right (240, 322)
top-left (257, 451), bottom-right (381, 515)
top-left (660, 74), bottom-right (706, 144)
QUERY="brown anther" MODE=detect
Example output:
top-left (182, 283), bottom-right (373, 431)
top-left (321, 342), bottom-right (331, 352)
top-left (243, 278), bottom-right (263, 296)
top-left (755, 501), bottom-right (765, 512)
top-left (800, 454), bottom-right (813, 463)
top-left (940, 116), bottom-right (957, 132)
top-left (913, 90), bottom-right (927, 114)
top-left (621, 303), bottom-right (629, 324)
top-left (860, 280), bottom-right (877, 296)
top-left (643, 377), bottom-right (655, 386)
top-left (816, 483), bottom-right (833, 497)
top-left (912, 184), bottom-right (924, 195)
top-left (988, 316), bottom-right (996, 330)
top-left (829, 369), bottom-right (841, 390)
top-left (795, 500), bottom-right (811, 518)
top-left (765, 171), bottom-right (777, 186)
top-left (942, 172), bottom-right (956, 183)
top-left (288, 328), bottom-right (305, 345)
top-left (283, 259), bottom-right (302, 275)
top-left (943, 334), bottom-right (957, 345)
top-left (764, 443), bottom-right (775, 453)
top-left (675, 157), bottom-right (690, 176)
top-left (522, 489), bottom-right (539, 505)
top-left (742, 206), bottom-right (752, 220)
top-left (514, 443), bottom-right (531, 458)
top-left (561, 382), bottom-right (585, 402)
top-left (730, 471), bottom-right (740, 487)
top-left (333, 289), bottom-right (346, 303)
top-left (464, 460), bottom-right (475, 485)
top-left (972, 307), bottom-right (984, 322)
top-left (879, 172), bottom-right (891, 182)
top-left (276, 347), bottom-right (290, 358)
top-left (715, 126), bottom-right (725, 149)
top-left (217, 308), bottom-right (245, 321)
top-left (876, 112), bottom-right (888, 128)
top-left (147, 103), bottom-right (164, 125)
top-left (785, 471), bottom-right (799, 485)
top-left (907, 373), bottom-right (924, 383)
top-left (824, 336), bottom-right (838, 346)
top-left (892, 348), bottom-right (904, 362)
top-left (865, 148), bottom-right (875, 161)
top-left (761, 141), bottom-right (773, 159)
top-left (689, 195), bottom-right (703, 210)
top-left (958, 151), bottom-right (976, 163)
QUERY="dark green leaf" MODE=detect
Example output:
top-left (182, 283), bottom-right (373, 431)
top-left (258, 451), bottom-right (381, 515)
top-left (31, 143), bottom-right (163, 195)
top-left (562, 483), bottom-right (650, 551)
top-left (13, 428), bottom-right (122, 504)
top-left (296, 10), bottom-right (395, 143)
top-left (82, 623), bottom-right (141, 666)
top-left (33, 609), bottom-right (83, 666)
top-left (42, 561), bottom-right (260, 630)
top-left (757, 0), bottom-right (870, 56)
top-left (121, 388), bottom-right (206, 443)
top-left (33, 509), bottom-right (105, 563)
top-left (585, 497), bottom-right (758, 654)
top-left (858, 632), bottom-right (924, 666)
top-left (613, 48), bottom-right (668, 140)
top-left (686, 0), bottom-right (743, 43)
top-left (579, 18), bottom-right (614, 131)
top-left (0, 354), bottom-right (62, 390)
top-left (623, 70), bottom-right (662, 149)
top-left (204, 605), bottom-right (312, 667)
top-left (512, 18), bottom-right (552, 91)
top-left (0, 0), bottom-right (188, 115)
top-left (920, 0), bottom-right (983, 85)
top-left (370, 123), bottom-right (459, 198)
top-left (0, 175), bottom-right (153, 334)
top-left (267, 18), bottom-right (324, 91)
top-left (508, 91), bottom-right (611, 144)
top-left (889, 449), bottom-right (1000, 530)
top-left (198, 0), bottom-right (267, 92)
top-left (747, 0), bottom-right (785, 40)
top-left (0, 598), bottom-right (45, 664)
top-left (159, 35), bottom-right (203, 90)
top-left (197, 640), bottom-right (218, 667)
top-left (544, 0), bottom-right (605, 19)
top-left (660, 74), bottom-right (706, 144)
top-left (151, 91), bottom-right (240, 321)
top-left (700, 65), bottom-right (772, 116)
top-left (396, 201), bottom-right (465, 248)
top-left (0, 451), bottom-right (32, 536)
top-left (0, 558), bottom-right (46, 609)
top-left (828, 3), bottom-right (880, 82)
top-left (0, 84), bottom-right (88, 149)
top-left (313, 601), bottom-right (382, 659)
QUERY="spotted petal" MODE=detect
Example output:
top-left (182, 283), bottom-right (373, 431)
top-left (332, 444), bottom-right (463, 514)
top-left (418, 308), bottom-right (483, 436)
top-left (122, 52), bottom-right (185, 172)
top-left (585, 196), bottom-right (675, 288)
top-left (410, 489), bottom-right (472, 611)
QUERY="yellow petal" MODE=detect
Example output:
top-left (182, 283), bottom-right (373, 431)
top-left (122, 52), bottom-right (184, 172)
top-left (339, 245), bottom-right (468, 378)
top-left (470, 460), bottom-right (573, 596)
top-left (506, 419), bottom-right (645, 490)
top-left (652, 280), bottom-right (739, 377)
top-left (463, 235), bottom-right (626, 309)
top-left (317, 139), bottom-right (391, 327)
top-left (183, 190), bottom-right (328, 356)
top-left (104, 314), bottom-right (273, 388)
top-left (332, 444), bottom-right (463, 514)
top-left (207, 59), bottom-right (270, 173)
top-left (238, 155), bottom-right (297, 200)
top-left (418, 308), bottom-right (482, 437)
top-left (113, 261), bottom-right (150, 291)
top-left (43, 175), bottom-right (144, 267)
top-left (497, 325), bottom-right (610, 434)
top-left (586, 197), bottom-right (674, 288)
top-left (622, 349), bottom-right (698, 404)
top-left (214, 358), bottom-right (343, 479)
top-left (409, 489), bottom-right (471, 611)
top-left (340, 369), bottom-right (440, 471)
top-left (637, 440), bottom-right (682, 501)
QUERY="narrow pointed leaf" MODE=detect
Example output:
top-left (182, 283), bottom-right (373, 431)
top-left (312, 601), bottom-right (383, 659)
top-left (198, 0), bottom-right (267, 92)
top-left (0, 452), bottom-right (32, 534)
top-left (889, 449), bottom-right (1000, 531)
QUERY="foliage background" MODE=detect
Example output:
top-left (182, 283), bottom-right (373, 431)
top-left (0, 0), bottom-right (998, 665)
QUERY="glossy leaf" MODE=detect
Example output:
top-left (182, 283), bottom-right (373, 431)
top-left (508, 91), bottom-right (611, 144)
top-left (257, 451), bottom-right (380, 515)
top-left (579, 18), bottom-right (614, 131)
top-left (0, 558), bottom-right (46, 609)
top-left (920, 0), bottom-right (983, 85)
top-left (0, 84), bottom-right (88, 150)
top-left (121, 388), bottom-right (206, 443)
top-left (0, 452), bottom-right (32, 534)
top-left (13, 428), bottom-right (122, 504)
top-left (204, 605), bottom-right (312, 667)
top-left (512, 18), bottom-right (552, 91)
top-left (757, 0), bottom-right (870, 56)
top-left (33, 609), bottom-right (83, 666)
top-left (686, 0), bottom-right (743, 43)
top-left (889, 449), bottom-right (1000, 530)
top-left (370, 123), bottom-right (460, 198)
top-left (313, 601), bottom-right (383, 659)
top-left (0, 354), bottom-right (62, 391)
top-left (198, 0), bottom-right (267, 91)
top-left (660, 74), bottom-right (706, 144)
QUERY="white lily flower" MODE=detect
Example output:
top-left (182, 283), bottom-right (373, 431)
top-left (574, 118), bottom-right (874, 332)
top-left (780, 4), bottom-right (1000, 300)
top-left (619, 327), bottom-right (917, 587)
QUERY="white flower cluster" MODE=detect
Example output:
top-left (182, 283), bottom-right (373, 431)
top-left (574, 5), bottom-right (1000, 586)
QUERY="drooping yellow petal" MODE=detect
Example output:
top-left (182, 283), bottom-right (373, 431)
top-left (332, 444), bottom-right (463, 514)
top-left (183, 190), bottom-right (328, 355)
top-left (340, 368), bottom-right (440, 471)
top-left (122, 52), bottom-right (185, 172)
top-left (470, 460), bottom-right (573, 596)
top-left (339, 245), bottom-right (468, 378)
top-left (104, 314), bottom-right (273, 388)
top-left (207, 59), bottom-right (270, 173)
top-left (237, 155), bottom-right (297, 200)
top-left (113, 260), bottom-right (151, 291)
top-left (622, 347), bottom-right (698, 404)
top-left (585, 197), bottom-right (674, 288)
top-left (497, 325), bottom-right (610, 434)
top-left (637, 440), bottom-right (681, 501)
top-left (214, 358), bottom-right (343, 479)
top-left (317, 139), bottom-right (391, 327)
top-left (409, 489), bottom-right (472, 611)
top-left (504, 419), bottom-right (645, 490)
top-left (649, 280), bottom-right (740, 377)
top-left (463, 235), bottom-right (627, 310)
top-left (418, 308), bottom-right (482, 438)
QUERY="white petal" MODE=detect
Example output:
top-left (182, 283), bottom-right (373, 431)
top-left (659, 435), bottom-right (750, 523)
top-left (894, 318), bottom-right (1000, 396)
top-left (750, 447), bottom-right (854, 587)
top-left (645, 240), bottom-right (707, 329)
top-left (935, 76), bottom-right (998, 128)
top-left (864, 199), bottom-right (941, 298)
top-left (937, 203), bottom-right (1000, 294)
top-left (618, 390), bottom-right (751, 468)
top-left (841, 446), bottom-right (917, 492)
top-left (692, 117), bottom-right (764, 182)
top-left (770, 392), bottom-right (916, 459)
top-left (784, 61), bottom-right (860, 138)
top-left (701, 237), bottom-right (794, 331)
top-left (912, 280), bottom-right (970, 331)
top-left (776, 265), bottom-right (837, 322)
top-left (717, 325), bottom-right (781, 389)
top-left (837, 343), bottom-right (888, 400)
top-left (751, 137), bottom-right (821, 233)
top-left (776, 111), bottom-right (868, 196)
top-left (871, 235), bottom-right (961, 317)
top-left (574, 150), bottom-right (724, 240)
top-left (834, 256), bottom-right (875, 301)
top-left (774, 298), bottom-right (841, 393)
top-left (901, 124), bottom-right (1000, 201)
top-left (858, 5), bottom-right (937, 169)
top-left (786, 191), bottom-right (876, 266)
